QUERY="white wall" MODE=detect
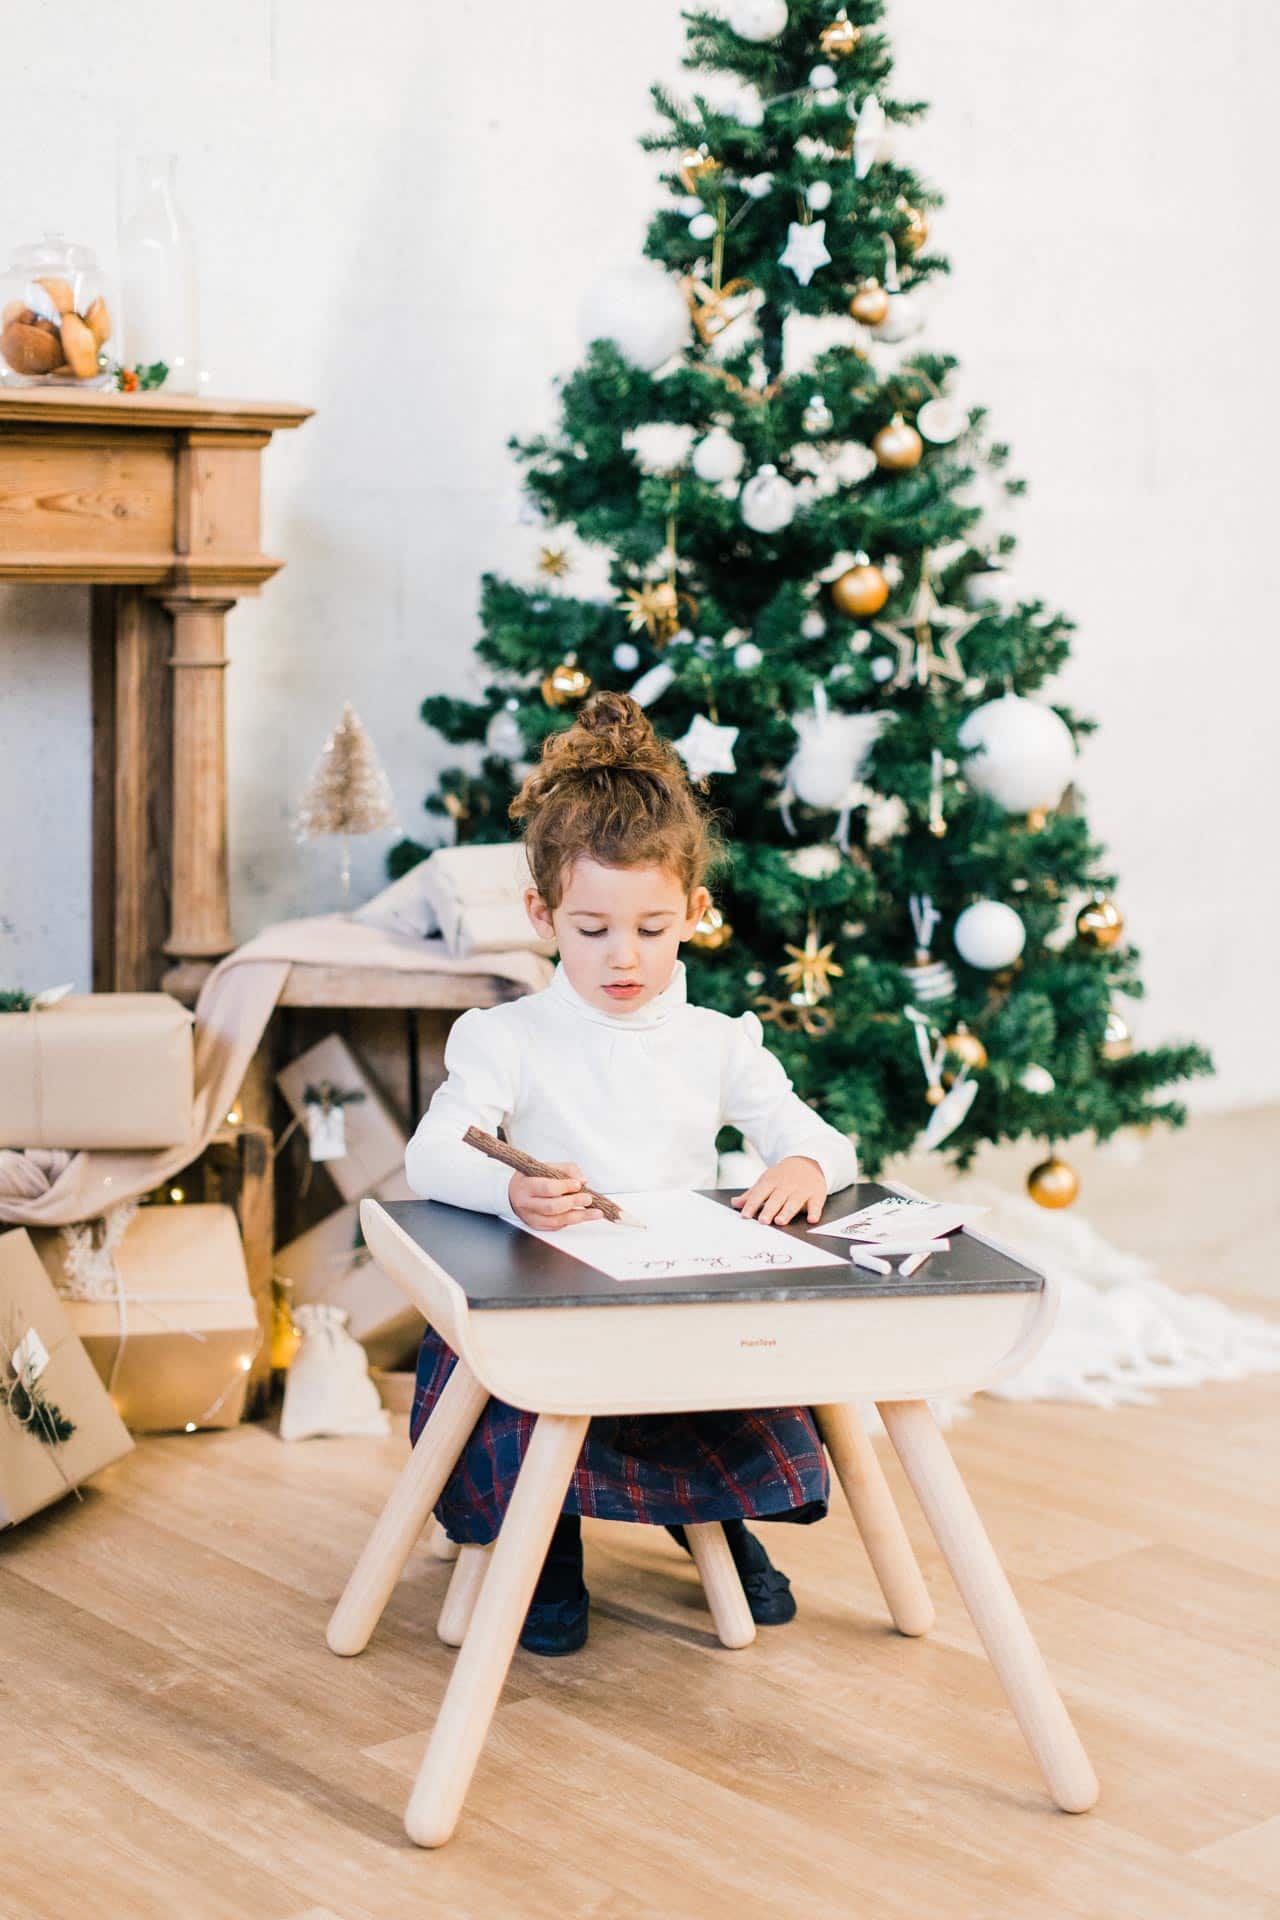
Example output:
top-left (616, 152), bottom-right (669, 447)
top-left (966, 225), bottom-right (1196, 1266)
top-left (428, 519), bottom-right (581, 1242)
top-left (0, 0), bottom-right (1274, 1108)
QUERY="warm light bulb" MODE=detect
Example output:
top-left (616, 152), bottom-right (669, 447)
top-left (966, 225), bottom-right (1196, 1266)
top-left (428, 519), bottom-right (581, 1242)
top-left (226, 1107), bottom-right (242, 1125)
top-left (238, 1355), bottom-right (252, 1371)
top-left (184, 1422), bottom-right (197, 1433)
top-left (169, 1186), bottom-right (185, 1203)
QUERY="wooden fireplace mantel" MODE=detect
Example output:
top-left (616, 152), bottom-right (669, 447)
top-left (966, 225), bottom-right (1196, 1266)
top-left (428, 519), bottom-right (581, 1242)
top-left (0, 386), bottom-right (312, 999)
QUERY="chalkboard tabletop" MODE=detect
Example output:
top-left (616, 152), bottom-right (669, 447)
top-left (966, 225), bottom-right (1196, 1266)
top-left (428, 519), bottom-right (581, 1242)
top-left (380, 1182), bottom-right (1043, 1311)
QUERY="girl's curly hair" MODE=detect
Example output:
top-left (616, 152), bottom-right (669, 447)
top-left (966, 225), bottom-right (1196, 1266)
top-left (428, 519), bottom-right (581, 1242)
top-left (509, 691), bottom-right (721, 909)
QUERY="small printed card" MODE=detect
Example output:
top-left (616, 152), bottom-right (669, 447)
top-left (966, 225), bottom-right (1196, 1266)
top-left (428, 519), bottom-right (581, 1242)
top-left (10, 1326), bottom-right (50, 1389)
top-left (304, 1102), bottom-right (348, 1163)
top-left (811, 1195), bottom-right (988, 1252)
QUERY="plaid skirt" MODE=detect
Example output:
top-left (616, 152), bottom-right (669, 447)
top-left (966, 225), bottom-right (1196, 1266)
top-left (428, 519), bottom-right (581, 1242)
top-left (410, 1325), bottom-right (830, 1545)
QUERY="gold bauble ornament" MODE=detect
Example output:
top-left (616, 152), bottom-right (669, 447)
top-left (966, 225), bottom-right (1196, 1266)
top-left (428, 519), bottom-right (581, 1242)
top-left (849, 280), bottom-right (891, 326)
top-left (831, 559), bottom-right (890, 617)
top-left (1102, 1008), bottom-right (1133, 1059)
top-left (872, 414), bottom-right (924, 471)
top-left (1076, 894), bottom-right (1125, 950)
top-left (944, 1023), bottom-right (988, 1078)
top-left (896, 197), bottom-right (929, 253)
top-left (924, 1085), bottom-right (946, 1107)
top-left (691, 905), bottom-right (733, 952)
top-left (1027, 1155), bottom-right (1080, 1209)
top-left (678, 144), bottom-right (721, 194)
top-left (541, 655), bottom-right (592, 708)
top-left (819, 8), bottom-right (862, 56)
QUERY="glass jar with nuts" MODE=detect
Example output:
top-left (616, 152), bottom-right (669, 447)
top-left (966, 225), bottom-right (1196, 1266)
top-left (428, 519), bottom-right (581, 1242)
top-left (0, 232), bottom-right (114, 387)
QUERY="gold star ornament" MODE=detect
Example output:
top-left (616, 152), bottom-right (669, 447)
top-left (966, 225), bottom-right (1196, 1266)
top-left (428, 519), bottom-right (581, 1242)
top-left (536, 544), bottom-right (571, 580)
top-left (872, 558), bottom-right (988, 690)
top-left (778, 924), bottom-right (844, 1004)
top-left (619, 579), bottom-right (698, 644)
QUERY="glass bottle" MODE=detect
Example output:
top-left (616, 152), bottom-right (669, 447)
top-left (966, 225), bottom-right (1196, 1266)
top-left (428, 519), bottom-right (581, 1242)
top-left (120, 154), bottom-right (200, 393)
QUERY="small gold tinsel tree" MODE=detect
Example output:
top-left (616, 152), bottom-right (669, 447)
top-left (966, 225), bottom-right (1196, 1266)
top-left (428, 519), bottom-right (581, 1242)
top-left (294, 702), bottom-right (397, 902)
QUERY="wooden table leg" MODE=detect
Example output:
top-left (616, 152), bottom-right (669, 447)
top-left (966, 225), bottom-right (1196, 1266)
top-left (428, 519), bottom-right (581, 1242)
top-left (405, 1411), bottom-right (590, 1848)
top-left (326, 1361), bottom-right (488, 1657)
top-left (878, 1398), bottom-right (1099, 1813)
top-left (428, 1517), bottom-right (461, 1562)
top-left (684, 1523), bottom-right (756, 1649)
top-left (437, 1545), bottom-right (491, 1647)
top-left (815, 1402), bottom-right (934, 1637)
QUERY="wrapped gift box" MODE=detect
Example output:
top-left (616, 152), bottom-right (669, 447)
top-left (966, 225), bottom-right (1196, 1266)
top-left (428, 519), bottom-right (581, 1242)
top-left (0, 993), bottom-right (194, 1150)
top-left (274, 1170), bottom-right (422, 1370)
top-left (1, 1228), bottom-right (134, 1528)
top-left (32, 1204), bottom-right (259, 1432)
top-left (276, 1033), bottom-right (406, 1204)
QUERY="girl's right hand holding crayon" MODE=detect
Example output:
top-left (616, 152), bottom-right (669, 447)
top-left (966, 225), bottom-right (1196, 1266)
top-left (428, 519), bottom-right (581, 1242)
top-left (508, 1163), bottom-right (605, 1232)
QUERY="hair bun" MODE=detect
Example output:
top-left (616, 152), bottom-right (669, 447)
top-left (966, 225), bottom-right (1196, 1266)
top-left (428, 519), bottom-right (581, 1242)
top-left (563, 690), bottom-right (670, 775)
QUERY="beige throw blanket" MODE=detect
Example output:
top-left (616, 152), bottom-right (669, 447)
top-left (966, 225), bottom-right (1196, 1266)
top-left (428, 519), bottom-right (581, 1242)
top-left (0, 916), bottom-right (552, 1228)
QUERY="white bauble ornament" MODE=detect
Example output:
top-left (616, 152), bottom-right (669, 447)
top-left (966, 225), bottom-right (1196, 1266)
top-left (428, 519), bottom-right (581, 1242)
top-left (801, 609), bottom-right (827, 640)
top-left (953, 900), bottom-right (1026, 970)
top-left (689, 211), bottom-right (718, 241)
top-left (871, 292), bottom-right (924, 342)
top-left (916, 396), bottom-right (968, 444)
top-left (613, 640), bottom-right (641, 672)
top-left (809, 63), bottom-right (838, 88)
top-left (786, 843), bottom-right (843, 880)
top-left (1019, 1064), bottom-right (1056, 1095)
top-left (485, 702), bottom-right (524, 760)
top-left (740, 464), bottom-right (797, 534)
top-left (742, 172), bottom-right (775, 199)
top-left (734, 639), bottom-right (764, 670)
top-left (964, 568), bottom-right (1021, 612)
top-left (578, 261), bottom-right (691, 371)
top-left (870, 656), bottom-right (895, 683)
top-left (692, 426), bottom-right (746, 483)
top-left (728, 0), bottom-right (788, 41)
top-left (806, 180), bottom-right (833, 212)
top-left (676, 194), bottom-right (704, 218)
top-left (957, 694), bottom-right (1076, 815)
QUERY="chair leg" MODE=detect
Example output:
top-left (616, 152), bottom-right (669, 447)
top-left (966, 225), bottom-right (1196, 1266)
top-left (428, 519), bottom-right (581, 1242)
top-left (684, 1523), bottom-right (756, 1649)
top-left (325, 1360), bottom-right (488, 1658)
top-left (437, 1544), bottom-right (491, 1647)
top-left (405, 1411), bottom-right (590, 1848)
top-left (815, 1401), bottom-right (935, 1637)
top-left (878, 1398), bottom-right (1099, 1814)
top-left (428, 1517), bottom-right (461, 1563)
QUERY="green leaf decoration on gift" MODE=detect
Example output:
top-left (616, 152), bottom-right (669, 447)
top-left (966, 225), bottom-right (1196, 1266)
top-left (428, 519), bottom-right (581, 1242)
top-left (3, 1377), bottom-right (75, 1446)
top-left (304, 1080), bottom-right (368, 1112)
top-left (0, 989), bottom-right (35, 1011)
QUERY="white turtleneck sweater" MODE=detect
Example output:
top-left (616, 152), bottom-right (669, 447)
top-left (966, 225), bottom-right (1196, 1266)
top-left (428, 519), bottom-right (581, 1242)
top-left (404, 959), bottom-right (858, 1219)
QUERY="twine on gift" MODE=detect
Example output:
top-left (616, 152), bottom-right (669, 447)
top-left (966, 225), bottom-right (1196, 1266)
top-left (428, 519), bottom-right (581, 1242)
top-left (0, 1321), bottom-right (80, 1499)
top-left (56, 1202), bottom-right (264, 1424)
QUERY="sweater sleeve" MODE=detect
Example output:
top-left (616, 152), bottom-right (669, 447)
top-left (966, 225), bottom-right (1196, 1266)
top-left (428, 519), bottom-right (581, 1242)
top-left (721, 1011), bottom-right (859, 1195)
top-left (403, 1007), bottom-right (521, 1218)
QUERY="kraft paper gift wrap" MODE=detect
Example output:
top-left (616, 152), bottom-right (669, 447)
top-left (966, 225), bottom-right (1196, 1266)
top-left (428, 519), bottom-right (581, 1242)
top-left (276, 1033), bottom-right (407, 1204)
top-left (0, 1228), bottom-right (134, 1528)
top-left (0, 993), bottom-right (194, 1150)
top-left (32, 1203), bottom-right (259, 1433)
top-left (273, 1170), bottom-right (421, 1370)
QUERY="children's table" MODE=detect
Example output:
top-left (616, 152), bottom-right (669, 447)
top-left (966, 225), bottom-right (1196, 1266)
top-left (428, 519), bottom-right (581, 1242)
top-left (329, 1182), bottom-right (1098, 1846)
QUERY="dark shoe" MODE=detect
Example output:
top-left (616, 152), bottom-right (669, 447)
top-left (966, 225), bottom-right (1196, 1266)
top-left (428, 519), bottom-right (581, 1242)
top-left (519, 1582), bottom-right (590, 1656)
top-left (520, 1513), bottom-right (589, 1655)
top-left (665, 1520), bottom-right (797, 1626)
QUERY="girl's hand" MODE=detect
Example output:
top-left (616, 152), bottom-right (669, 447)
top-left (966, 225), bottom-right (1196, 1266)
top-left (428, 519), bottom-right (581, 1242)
top-left (730, 1155), bottom-right (827, 1227)
top-left (508, 1162), bottom-right (604, 1232)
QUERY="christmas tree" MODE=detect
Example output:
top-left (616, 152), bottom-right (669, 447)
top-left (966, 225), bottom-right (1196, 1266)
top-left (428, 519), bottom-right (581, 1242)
top-left (395, 0), bottom-right (1211, 1202)
top-left (296, 702), bottom-right (397, 900)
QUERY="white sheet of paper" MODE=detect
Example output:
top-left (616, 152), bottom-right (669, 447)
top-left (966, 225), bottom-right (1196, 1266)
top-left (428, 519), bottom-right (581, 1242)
top-left (516, 1188), bottom-right (848, 1283)
top-left (811, 1195), bottom-right (987, 1247)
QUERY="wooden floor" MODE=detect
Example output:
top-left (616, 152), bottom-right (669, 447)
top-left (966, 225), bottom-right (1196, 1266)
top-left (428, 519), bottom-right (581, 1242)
top-left (1, 1372), bottom-right (1276, 1920)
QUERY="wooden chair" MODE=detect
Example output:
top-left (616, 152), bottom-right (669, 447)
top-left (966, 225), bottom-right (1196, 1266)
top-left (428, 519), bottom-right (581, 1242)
top-left (327, 1187), bottom-right (1098, 1847)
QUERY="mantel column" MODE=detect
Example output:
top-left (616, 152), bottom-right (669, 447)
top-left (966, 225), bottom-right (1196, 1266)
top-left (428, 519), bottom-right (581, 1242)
top-left (160, 592), bottom-right (237, 1003)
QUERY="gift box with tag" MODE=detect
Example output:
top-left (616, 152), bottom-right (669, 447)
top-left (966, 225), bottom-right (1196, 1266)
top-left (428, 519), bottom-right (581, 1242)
top-left (0, 992), bottom-right (194, 1150)
top-left (273, 1170), bottom-right (421, 1370)
top-left (276, 1033), bottom-right (406, 1204)
top-left (1, 1228), bottom-right (134, 1528)
top-left (32, 1203), bottom-right (260, 1432)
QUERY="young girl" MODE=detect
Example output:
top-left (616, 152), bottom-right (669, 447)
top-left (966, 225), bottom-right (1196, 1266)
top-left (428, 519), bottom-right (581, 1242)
top-left (404, 690), bottom-right (858, 1654)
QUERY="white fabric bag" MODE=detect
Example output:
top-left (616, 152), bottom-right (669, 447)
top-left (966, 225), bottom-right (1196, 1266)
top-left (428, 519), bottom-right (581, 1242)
top-left (279, 1302), bottom-right (391, 1441)
top-left (357, 843), bottom-right (554, 959)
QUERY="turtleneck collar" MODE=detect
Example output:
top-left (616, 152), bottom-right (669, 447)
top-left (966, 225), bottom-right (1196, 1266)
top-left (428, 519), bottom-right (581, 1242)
top-left (548, 958), bottom-right (688, 1031)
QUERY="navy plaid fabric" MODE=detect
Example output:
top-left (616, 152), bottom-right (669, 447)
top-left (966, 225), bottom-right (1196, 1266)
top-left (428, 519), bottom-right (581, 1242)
top-left (410, 1325), bottom-right (830, 1545)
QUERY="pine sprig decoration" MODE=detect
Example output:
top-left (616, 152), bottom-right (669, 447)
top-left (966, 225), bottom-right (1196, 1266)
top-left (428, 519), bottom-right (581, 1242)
top-left (2, 1376), bottom-right (75, 1447)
